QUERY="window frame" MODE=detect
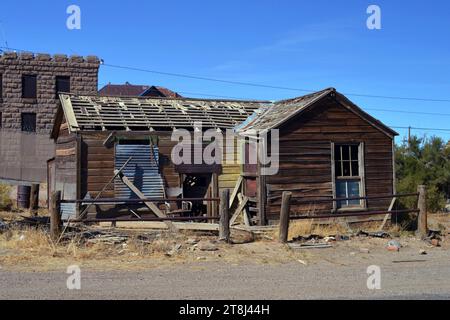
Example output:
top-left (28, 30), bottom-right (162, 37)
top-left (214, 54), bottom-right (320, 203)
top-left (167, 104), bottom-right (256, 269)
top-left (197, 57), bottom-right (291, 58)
top-left (55, 76), bottom-right (71, 98)
top-left (22, 74), bottom-right (37, 99)
top-left (331, 142), bottom-right (366, 211)
top-left (21, 112), bottom-right (37, 133)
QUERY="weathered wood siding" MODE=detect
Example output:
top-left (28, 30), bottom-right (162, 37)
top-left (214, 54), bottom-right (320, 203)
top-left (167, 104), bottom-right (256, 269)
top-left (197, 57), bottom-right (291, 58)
top-left (158, 136), bottom-right (180, 189)
top-left (219, 137), bottom-right (241, 194)
top-left (265, 100), bottom-right (394, 221)
top-left (53, 122), bottom-right (79, 216)
top-left (80, 132), bottom-right (114, 198)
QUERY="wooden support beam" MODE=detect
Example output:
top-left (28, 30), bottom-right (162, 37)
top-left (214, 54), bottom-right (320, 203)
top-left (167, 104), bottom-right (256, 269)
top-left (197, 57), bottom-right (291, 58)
top-left (279, 191), bottom-right (292, 243)
top-left (229, 176), bottom-right (243, 208)
top-left (378, 197), bottom-right (396, 231)
top-left (219, 189), bottom-right (230, 242)
top-left (417, 185), bottom-right (428, 239)
top-left (117, 171), bottom-right (176, 231)
top-left (50, 191), bottom-right (62, 241)
top-left (229, 195), bottom-right (249, 226)
top-left (238, 193), bottom-right (251, 227)
top-left (30, 184), bottom-right (39, 216)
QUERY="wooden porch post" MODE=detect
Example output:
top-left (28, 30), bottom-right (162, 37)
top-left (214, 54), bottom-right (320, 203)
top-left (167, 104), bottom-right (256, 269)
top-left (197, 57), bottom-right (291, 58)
top-left (279, 191), bottom-right (292, 243)
top-left (417, 185), bottom-right (428, 239)
top-left (50, 191), bottom-right (62, 241)
top-left (219, 189), bottom-right (230, 242)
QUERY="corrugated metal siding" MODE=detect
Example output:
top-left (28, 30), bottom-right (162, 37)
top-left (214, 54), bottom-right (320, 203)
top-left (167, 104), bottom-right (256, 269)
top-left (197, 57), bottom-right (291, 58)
top-left (61, 203), bottom-right (76, 220)
top-left (114, 144), bottom-right (165, 199)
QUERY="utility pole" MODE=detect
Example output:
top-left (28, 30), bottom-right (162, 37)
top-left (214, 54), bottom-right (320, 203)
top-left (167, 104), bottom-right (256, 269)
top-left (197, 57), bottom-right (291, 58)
top-left (408, 126), bottom-right (411, 151)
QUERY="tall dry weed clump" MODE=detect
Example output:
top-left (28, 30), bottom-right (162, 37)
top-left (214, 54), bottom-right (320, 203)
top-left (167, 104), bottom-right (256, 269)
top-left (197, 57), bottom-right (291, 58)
top-left (0, 184), bottom-right (12, 210)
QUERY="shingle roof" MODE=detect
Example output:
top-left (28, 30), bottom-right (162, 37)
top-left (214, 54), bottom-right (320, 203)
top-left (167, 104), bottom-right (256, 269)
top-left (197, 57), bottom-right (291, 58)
top-left (141, 86), bottom-right (182, 98)
top-left (238, 88), bottom-right (333, 132)
top-left (57, 94), bottom-right (269, 133)
top-left (98, 83), bottom-right (150, 96)
top-left (237, 87), bottom-right (398, 137)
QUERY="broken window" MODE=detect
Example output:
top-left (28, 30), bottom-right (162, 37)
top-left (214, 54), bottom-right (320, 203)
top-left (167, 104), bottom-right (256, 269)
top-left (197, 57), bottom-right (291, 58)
top-left (22, 74), bottom-right (37, 99)
top-left (21, 113), bottom-right (36, 132)
top-left (334, 144), bottom-right (364, 209)
top-left (55, 76), bottom-right (70, 98)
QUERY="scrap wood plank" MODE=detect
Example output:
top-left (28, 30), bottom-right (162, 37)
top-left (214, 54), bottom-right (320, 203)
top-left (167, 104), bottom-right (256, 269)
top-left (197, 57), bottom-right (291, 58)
top-left (229, 176), bottom-right (243, 208)
top-left (229, 195), bottom-right (249, 226)
top-left (379, 197), bottom-right (396, 231)
top-left (238, 193), bottom-right (251, 227)
top-left (116, 171), bottom-right (177, 231)
top-left (99, 221), bottom-right (219, 231)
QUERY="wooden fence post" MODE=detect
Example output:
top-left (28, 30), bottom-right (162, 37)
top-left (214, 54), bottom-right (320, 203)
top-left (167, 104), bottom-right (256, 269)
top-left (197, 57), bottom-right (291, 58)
top-left (50, 191), bottom-right (62, 241)
top-left (30, 184), bottom-right (39, 216)
top-left (279, 191), bottom-right (292, 243)
top-left (417, 185), bottom-right (428, 238)
top-left (219, 189), bottom-right (230, 242)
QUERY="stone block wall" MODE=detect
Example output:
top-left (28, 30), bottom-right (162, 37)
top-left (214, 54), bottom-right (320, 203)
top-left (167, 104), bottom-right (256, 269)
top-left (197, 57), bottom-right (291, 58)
top-left (0, 51), bottom-right (100, 133)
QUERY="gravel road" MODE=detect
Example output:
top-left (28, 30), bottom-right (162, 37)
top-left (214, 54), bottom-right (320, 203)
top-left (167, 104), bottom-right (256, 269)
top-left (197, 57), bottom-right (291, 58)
top-left (1, 256), bottom-right (449, 299)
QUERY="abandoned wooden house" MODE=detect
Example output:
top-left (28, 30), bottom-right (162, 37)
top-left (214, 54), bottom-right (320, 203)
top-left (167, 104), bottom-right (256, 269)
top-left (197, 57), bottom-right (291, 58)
top-left (49, 94), bottom-right (266, 219)
top-left (49, 87), bottom-right (398, 225)
top-left (237, 87), bottom-right (398, 224)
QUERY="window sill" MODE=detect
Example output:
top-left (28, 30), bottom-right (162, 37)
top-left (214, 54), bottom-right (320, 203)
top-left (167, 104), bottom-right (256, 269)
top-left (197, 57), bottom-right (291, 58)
top-left (22, 98), bottom-right (37, 104)
top-left (336, 207), bottom-right (367, 213)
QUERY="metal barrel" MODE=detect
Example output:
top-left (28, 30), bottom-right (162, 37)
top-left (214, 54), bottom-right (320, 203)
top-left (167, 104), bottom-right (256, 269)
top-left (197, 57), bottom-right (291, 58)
top-left (17, 185), bottom-right (31, 209)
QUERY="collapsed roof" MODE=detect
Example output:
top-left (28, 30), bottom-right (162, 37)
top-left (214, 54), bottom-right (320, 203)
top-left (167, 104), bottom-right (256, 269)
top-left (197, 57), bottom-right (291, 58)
top-left (53, 93), bottom-right (268, 136)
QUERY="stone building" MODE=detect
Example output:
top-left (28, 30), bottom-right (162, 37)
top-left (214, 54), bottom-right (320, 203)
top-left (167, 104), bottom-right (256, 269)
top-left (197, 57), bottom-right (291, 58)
top-left (0, 51), bottom-right (100, 185)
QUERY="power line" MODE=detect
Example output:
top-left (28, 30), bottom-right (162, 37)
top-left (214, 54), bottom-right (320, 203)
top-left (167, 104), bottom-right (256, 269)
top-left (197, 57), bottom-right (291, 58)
top-left (391, 126), bottom-right (450, 133)
top-left (1, 46), bottom-right (450, 103)
top-left (364, 107), bottom-right (450, 117)
top-left (102, 63), bottom-right (450, 103)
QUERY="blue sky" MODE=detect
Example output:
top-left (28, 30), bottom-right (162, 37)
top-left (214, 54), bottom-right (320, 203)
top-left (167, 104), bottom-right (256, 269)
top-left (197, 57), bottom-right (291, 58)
top-left (1, 0), bottom-right (449, 141)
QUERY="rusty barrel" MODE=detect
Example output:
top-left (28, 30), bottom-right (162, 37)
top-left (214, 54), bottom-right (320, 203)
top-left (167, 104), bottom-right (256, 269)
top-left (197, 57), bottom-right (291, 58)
top-left (17, 185), bottom-right (31, 209)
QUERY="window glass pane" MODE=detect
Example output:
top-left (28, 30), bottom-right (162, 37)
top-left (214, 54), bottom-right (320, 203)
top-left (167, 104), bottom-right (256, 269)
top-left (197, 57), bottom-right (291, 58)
top-left (342, 145), bottom-right (350, 160)
top-left (351, 161), bottom-right (359, 176)
top-left (335, 160), bottom-right (342, 176)
top-left (334, 145), bottom-right (341, 161)
top-left (342, 161), bottom-right (351, 176)
top-left (336, 181), bottom-right (347, 208)
top-left (351, 145), bottom-right (359, 161)
top-left (347, 181), bottom-right (360, 205)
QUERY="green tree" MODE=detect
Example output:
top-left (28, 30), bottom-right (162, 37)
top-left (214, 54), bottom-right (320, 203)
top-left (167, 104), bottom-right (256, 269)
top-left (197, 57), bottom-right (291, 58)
top-left (395, 135), bottom-right (449, 212)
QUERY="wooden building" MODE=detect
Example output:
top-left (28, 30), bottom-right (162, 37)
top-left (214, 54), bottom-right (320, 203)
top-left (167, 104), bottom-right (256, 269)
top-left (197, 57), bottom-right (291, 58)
top-left (237, 88), bottom-right (398, 224)
top-left (49, 94), bottom-right (265, 219)
top-left (49, 88), bottom-right (398, 225)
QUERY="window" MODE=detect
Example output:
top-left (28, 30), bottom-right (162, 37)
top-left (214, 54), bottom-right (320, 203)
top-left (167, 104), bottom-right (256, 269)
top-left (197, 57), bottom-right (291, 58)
top-left (0, 74), bottom-right (3, 99)
top-left (21, 113), bottom-right (36, 132)
top-left (0, 112), bottom-right (2, 128)
top-left (55, 76), bottom-right (70, 97)
top-left (333, 144), bottom-right (364, 209)
top-left (22, 75), bottom-right (37, 99)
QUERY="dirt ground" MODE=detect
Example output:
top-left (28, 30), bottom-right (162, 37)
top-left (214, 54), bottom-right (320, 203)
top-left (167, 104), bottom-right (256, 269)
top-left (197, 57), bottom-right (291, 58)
top-left (0, 210), bottom-right (448, 273)
top-left (1, 210), bottom-right (449, 299)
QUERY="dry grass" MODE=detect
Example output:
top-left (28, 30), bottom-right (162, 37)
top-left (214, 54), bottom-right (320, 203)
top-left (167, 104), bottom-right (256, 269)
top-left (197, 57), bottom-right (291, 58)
top-left (0, 185), bottom-right (12, 210)
top-left (272, 220), bottom-right (350, 241)
top-left (0, 222), bottom-right (304, 271)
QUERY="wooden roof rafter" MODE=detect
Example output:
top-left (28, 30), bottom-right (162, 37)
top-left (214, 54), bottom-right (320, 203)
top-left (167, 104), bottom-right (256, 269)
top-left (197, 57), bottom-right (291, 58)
top-left (57, 93), bottom-right (265, 133)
